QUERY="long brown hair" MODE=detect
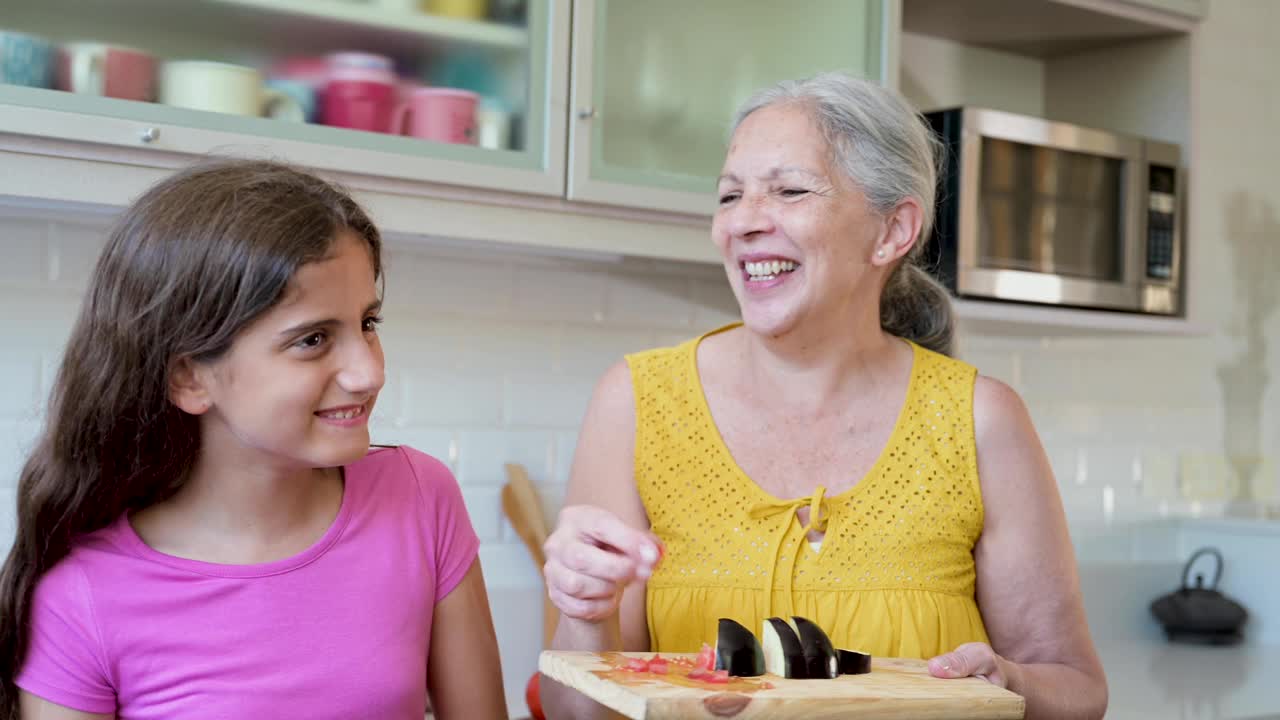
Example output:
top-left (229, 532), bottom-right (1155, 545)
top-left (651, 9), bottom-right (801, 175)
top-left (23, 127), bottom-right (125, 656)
top-left (0, 159), bottom-right (381, 717)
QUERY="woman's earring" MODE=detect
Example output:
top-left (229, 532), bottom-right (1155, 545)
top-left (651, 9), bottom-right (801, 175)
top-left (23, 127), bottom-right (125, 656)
top-left (876, 249), bottom-right (886, 259)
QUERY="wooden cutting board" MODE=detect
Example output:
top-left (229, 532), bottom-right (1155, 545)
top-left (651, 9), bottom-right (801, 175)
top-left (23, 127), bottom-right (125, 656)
top-left (539, 651), bottom-right (1025, 719)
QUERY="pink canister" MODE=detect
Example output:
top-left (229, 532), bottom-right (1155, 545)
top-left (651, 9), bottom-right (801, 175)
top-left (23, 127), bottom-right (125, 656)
top-left (323, 65), bottom-right (397, 133)
top-left (392, 87), bottom-right (478, 144)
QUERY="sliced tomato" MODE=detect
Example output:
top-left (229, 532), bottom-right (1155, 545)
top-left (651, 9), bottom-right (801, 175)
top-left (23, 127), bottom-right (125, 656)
top-left (647, 656), bottom-right (669, 674)
top-left (621, 657), bottom-right (650, 672)
top-left (525, 673), bottom-right (545, 720)
top-left (687, 667), bottom-right (711, 680)
top-left (695, 642), bottom-right (716, 671)
top-left (707, 670), bottom-right (731, 684)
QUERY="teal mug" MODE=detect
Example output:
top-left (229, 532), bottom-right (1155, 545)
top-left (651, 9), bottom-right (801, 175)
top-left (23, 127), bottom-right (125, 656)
top-left (0, 30), bottom-right (55, 88)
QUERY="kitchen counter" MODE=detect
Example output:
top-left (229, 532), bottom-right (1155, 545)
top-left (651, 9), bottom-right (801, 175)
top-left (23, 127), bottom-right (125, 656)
top-left (1099, 641), bottom-right (1280, 719)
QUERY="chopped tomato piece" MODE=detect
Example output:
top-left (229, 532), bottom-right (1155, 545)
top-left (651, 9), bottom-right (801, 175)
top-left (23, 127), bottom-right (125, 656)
top-left (707, 670), bottom-right (731, 683)
top-left (687, 667), bottom-right (711, 680)
top-left (695, 642), bottom-right (716, 671)
top-left (621, 658), bottom-right (650, 672)
top-left (647, 657), bottom-right (669, 674)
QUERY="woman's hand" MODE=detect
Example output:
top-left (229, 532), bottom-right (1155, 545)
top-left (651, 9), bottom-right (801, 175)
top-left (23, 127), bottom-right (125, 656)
top-left (928, 642), bottom-right (1021, 689)
top-left (544, 504), bottom-right (660, 623)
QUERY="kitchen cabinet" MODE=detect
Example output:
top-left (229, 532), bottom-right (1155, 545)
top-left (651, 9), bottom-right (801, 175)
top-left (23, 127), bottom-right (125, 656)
top-left (0, 0), bottom-right (569, 197)
top-left (1119, 0), bottom-right (1205, 20)
top-left (0, 0), bottom-right (888, 222)
top-left (565, 0), bottom-right (889, 216)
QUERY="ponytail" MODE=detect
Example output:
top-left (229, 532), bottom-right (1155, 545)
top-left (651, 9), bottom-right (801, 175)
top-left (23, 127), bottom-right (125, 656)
top-left (880, 262), bottom-right (955, 356)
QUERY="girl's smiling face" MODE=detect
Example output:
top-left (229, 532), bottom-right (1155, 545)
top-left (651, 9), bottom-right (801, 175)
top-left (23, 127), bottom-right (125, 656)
top-left (185, 230), bottom-right (385, 472)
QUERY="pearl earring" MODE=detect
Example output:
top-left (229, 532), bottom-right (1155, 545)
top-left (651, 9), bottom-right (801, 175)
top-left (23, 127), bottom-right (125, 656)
top-left (876, 249), bottom-right (885, 259)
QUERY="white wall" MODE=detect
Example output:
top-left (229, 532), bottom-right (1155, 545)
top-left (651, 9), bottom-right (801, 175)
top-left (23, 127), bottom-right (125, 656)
top-left (899, 30), bottom-right (1046, 116)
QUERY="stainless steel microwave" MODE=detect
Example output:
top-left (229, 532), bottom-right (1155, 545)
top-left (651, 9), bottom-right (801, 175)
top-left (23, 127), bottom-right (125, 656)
top-left (924, 107), bottom-right (1184, 315)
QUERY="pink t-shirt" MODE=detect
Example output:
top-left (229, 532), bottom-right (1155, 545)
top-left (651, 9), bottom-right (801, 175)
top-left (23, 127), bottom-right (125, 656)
top-left (16, 446), bottom-right (479, 719)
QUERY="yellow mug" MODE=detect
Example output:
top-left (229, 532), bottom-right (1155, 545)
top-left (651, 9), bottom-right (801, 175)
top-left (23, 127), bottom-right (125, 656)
top-left (424, 0), bottom-right (487, 20)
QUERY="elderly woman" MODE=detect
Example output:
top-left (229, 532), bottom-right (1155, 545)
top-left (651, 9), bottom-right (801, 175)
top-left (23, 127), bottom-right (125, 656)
top-left (541, 73), bottom-right (1107, 720)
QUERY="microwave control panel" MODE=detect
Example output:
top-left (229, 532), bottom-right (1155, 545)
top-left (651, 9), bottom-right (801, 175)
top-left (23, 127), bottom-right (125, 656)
top-left (1146, 165), bottom-right (1178, 280)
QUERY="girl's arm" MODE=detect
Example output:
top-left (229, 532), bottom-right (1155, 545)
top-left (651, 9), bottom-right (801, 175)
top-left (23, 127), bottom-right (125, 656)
top-left (929, 376), bottom-right (1107, 719)
top-left (19, 692), bottom-right (112, 720)
top-left (426, 558), bottom-right (508, 720)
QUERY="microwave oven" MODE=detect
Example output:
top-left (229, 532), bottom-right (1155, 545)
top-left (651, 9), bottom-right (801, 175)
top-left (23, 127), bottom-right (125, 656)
top-left (923, 107), bottom-right (1184, 315)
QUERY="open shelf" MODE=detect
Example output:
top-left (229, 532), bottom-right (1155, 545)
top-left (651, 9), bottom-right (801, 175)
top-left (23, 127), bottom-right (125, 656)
top-left (902, 0), bottom-right (1194, 59)
top-left (1, 0), bottom-right (528, 70)
top-left (207, 0), bottom-right (528, 52)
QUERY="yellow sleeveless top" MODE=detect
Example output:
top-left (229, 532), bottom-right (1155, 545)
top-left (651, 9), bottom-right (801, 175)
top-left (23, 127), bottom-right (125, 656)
top-left (627, 325), bottom-right (989, 659)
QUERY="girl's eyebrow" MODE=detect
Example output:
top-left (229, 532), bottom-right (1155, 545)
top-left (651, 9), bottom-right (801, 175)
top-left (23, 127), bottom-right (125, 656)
top-left (276, 299), bottom-right (382, 338)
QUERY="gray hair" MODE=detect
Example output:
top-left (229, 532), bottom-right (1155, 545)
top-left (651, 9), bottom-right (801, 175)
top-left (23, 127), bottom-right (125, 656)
top-left (731, 72), bottom-right (954, 356)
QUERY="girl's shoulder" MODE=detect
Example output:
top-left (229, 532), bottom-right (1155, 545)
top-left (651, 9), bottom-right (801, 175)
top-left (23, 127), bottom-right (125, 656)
top-left (345, 445), bottom-right (463, 511)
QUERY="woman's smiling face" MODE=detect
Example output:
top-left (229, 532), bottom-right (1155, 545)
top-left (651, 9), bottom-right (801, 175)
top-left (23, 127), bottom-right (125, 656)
top-left (713, 102), bottom-right (886, 337)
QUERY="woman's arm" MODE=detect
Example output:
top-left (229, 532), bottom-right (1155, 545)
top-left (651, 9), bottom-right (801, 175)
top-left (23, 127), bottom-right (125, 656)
top-left (427, 559), bottom-right (508, 720)
top-left (19, 693), bottom-right (112, 720)
top-left (542, 359), bottom-right (657, 720)
top-left (931, 376), bottom-right (1107, 719)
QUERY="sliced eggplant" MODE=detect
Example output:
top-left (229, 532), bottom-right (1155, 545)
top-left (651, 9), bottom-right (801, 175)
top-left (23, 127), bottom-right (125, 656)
top-left (761, 617), bottom-right (808, 679)
top-left (714, 618), bottom-right (765, 677)
top-left (790, 616), bottom-right (839, 679)
top-left (837, 648), bottom-right (872, 675)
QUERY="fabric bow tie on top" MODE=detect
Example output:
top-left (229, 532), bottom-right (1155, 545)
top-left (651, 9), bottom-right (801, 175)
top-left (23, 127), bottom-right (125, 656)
top-left (747, 486), bottom-right (829, 618)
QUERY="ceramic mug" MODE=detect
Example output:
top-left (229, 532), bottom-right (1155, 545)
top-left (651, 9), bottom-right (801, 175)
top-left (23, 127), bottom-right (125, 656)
top-left (476, 105), bottom-right (510, 150)
top-left (266, 78), bottom-right (317, 123)
top-left (57, 43), bottom-right (156, 101)
top-left (0, 30), bottom-right (55, 88)
top-left (161, 61), bottom-right (303, 121)
top-left (324, 66), bottom-right (398, 133)
top-left (392, 87), bottom-right (478, 144)
top-left (423, 0), bottom-right (488, 20)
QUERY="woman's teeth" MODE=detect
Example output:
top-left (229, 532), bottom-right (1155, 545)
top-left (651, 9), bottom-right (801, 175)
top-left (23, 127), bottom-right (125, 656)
top-left (745, 260), bottom-right (798, 281)
top-left (321, 407), bottom-right (363, 419)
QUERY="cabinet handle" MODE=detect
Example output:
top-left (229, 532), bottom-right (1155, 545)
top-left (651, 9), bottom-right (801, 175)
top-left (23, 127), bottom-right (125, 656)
top-left (577, 107), bottom-right (596, 120)
top-left (139, 127), bottom-right (161, 144)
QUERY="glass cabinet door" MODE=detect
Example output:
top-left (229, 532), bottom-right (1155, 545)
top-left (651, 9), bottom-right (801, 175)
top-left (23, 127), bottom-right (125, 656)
top-left (0, 0), bottom-right (566, 197)
top-left (567, 0), bottom-right (887, 216)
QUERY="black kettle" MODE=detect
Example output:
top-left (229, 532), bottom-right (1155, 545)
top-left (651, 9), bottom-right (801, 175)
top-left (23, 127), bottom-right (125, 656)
top-left (1150, 547), bottom-right (1249, 645)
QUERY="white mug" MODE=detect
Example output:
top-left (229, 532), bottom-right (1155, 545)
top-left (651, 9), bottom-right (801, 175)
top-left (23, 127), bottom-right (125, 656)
top-left (160, 61), bottom-right (303, 121)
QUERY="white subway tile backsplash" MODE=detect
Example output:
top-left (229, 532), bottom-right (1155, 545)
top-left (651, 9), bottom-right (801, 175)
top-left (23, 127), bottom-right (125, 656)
top-left (604, 272), bottom-right (694, 328)
top-left (366, 424), bottom-right (457, 470)
top-left (461, 486), bottom-right (504, 543)
top-left (48, 221), bottom-right (107, 289)
top-left (689, 276), bottom-right (740, 329)
top-left (554, 431), bottom-right (579, 485)
top-left (402, 373), bottom-right (504, 426)
top-left (511, 266), bottom-right (607, 324)
top-left (504, 375), bottom-right (595, 428)
top-left (383, 248), bottom-right (514, 318)
top-left (0, 359), bottom-right (41, 419)
top-left (460, 321), bottom-right (558, 375)
top-left (0, 218), bottom-right (49, 287)
top-left (478, 542), bottom-right (542, 590)
top-left (0, 487), bottom-right (15, 558)
top-left (1, 204), bottom-right (1279, 702)
top-left (456, 429), bottom-right (555, 487)
top-left (557, 325), bottom-right (655, 378)
top-left (0, 420), bottom-right (41, 489)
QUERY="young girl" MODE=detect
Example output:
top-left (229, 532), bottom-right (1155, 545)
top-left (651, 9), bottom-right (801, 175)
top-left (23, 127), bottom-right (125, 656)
top-left (0, 161), bottom-right (508, 720)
